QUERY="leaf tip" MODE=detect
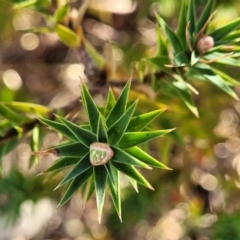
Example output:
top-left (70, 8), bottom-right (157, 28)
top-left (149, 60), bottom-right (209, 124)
top-left (98, 215), bottom-right (102, 224)
top-left (148, 184), bottom-right (155, 191)
top-left (54, 185), bottom-right (61, 191)
top-left (37, 172), bottom-right (45, 176)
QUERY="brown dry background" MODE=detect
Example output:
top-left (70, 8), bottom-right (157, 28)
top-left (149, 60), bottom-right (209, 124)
top-left (1, 0), bottom-right (240, 239)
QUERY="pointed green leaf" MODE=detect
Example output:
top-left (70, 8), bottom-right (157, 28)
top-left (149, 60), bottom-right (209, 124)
top-left (39, 118), bottom-right (78, 141)
top-left (125, 146), bottom-right (170, 169)
top-left (176, 0), bottom-right (187, 50)
top-left (128, 177), bottom-right (138, 192)
top-left (86, 177), bottom-right (95, 200)
top-left (111, 146), bottom-right (151, 169)
top-left (147, 56), bottom-right (171, 74)
top-left (108, 167), bottom-right (121, 220)
top-left (0, 104), bottom-right (25, 122)
top-left (211, 67), bottom-right (239, 86)
top-left (173, 51), bottom-right (189, 67)
top-left (156, 26), bottom-right (168, 56)
top-left (58, 168), bottom-right (93, 208)
top-left (82, 37), bottom-right (105, 70)
top-left (45, 157), bottom-right (80, 172)
top-left (172, 80), bottom-right (199, 117)
top-left (194, 63), bottom-right (239, 100)
top-left (159, 118), bottom-right (184, 145)
top-left (203, 52), bottom-right (240, 67)
top-left (119, 129), bottom-right (174, 149)
top-left (56, 153), bottom-right (92, 188)
top-left (156, 15), bottom-right (183, 54)
top-left (30, 124), bottom-right (40, 166)
top-left (1, 102), bottom-right (51, 115)
top-left (55, 24), bottom-right (81, 48)
top-left (111, 161), bottom-right (153, 190)
top-left (187, 0), bottom-right (196, 42)
top-left (0, 137), bottom-right (20, 162)
top-left (191, 50), bottom-right (200, 66)
top-left (223, 29), bottom-right (240, 41)
top-left (54, 2), bottom-right (69, 22)
top-left (108, 100), bottom-right (138, 145)
top-left (104, 87), bottom-right (116, 117)
top-left (197, 0), bottom-right (215, 32)
top-left (127, 109), bottom-right (166, 132)
top-left (81, 176), bottom-right (95, 201)
top-left (81, 83), bottom-right (101, 134)
top-left (58, 116), bottom-right (97, 147)
top-left (210, 17), bottom-right (240, 42)
top-left (48, 142), bottom-right (89, 157)
top-left (12, 0), bottom-right (51, 10)
top-left (106, 81), bottom-right (131, 128)
top-left (94, 165), bottom-right (108, 223)
top-left (97, 116), bottom-right (108, 142)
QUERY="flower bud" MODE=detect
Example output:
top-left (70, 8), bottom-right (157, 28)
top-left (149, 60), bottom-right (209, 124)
top-left (196, 36), bottom-right (214, 54)
top-left (90, 142), bottom-right (114, 166)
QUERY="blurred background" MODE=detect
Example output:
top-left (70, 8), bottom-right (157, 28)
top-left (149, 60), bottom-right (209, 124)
top-left (1, 0), bottom-right (240, 239)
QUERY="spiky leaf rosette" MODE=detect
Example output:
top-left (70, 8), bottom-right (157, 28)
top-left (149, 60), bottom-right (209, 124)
top-left (38, 81), bottom-right (173, 222)
top-left (148, 0), bottom-right (240, 117)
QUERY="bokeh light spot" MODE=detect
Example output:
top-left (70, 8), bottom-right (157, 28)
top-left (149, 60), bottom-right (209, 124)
top-left (2, 69), bottom-right (22, 90)
top-left (20, 33), bottom-right (39, 51)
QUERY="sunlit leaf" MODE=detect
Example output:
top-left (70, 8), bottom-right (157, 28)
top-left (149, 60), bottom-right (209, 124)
top-left (29, 124), bottom-right (40, 166)
top-left (196, 0), bottom-right (214, 32)
top-left (47, 142), bottom-right (89, 157)
top-left (39, 118), bottom-right (78, 141)
top-left (81, 83), bottom-right (101, 134)
top-left (82, 37), bottom-right (105, 70)
top-left (108, 167), bottom-right (121, 221)
top-left (203, 52), bottom-right (240, 67)
top-left (54, 2), bottom-right (69, 23)
top-left (125, 146), bottom-right (170, 169)
top-left (156, 26), bottom-right (168, 56)
top-left (0, 104), bottom-right (26, 122)
top-left (176, 0), bottom-right (187, 50)
top-left (57, 168), bottom-right (93, 208)
top-left (191, 50), bottom-right (200, 66)
top-left (111, 161), bottom-right (153, 190)
top-left (172, 80), bottom-right (199, 117)
top-left (187, 0), bottom-right (196, 44)
top-left (56, 153), bottom-right (92, 188)
top-left (127, 109), bottom-right (166, 132)
top-left (111, 146), bottom-right (151, 169)
top-left (58, 116), bottom-right (97, 147)
top-left (193, 63), bottom-right (239, 100)
top-left (156, 15), bottom-right (183, 54)
top-left (147, 56), bottom-right (171, 74)
top-left (11, 0), bottom-right (51, 10)
top-left (108, 100), bottom-right (138, 145)
top-left (94, 165), bottom-right (108, 223)
top-left (211, 67), bottom-right (239, 86)
top-left (210, 17), bottom-right (240, 42)
top-left (97, 116), bottom-right (108, 142)
top-left (104, 87), bottom-right (116, 117)
top-left (106, 80), bottom-right (131, 128)
top-left (173, 51), bottom-right (189, 66)
top-left (55, 24), bottom-right (81, 48)
top-left (1, 102), bottom-right (51, 115)
top-left (119, 129), bottom-right (174, 149)
top-left (45, 157), bottom-right (79, 173)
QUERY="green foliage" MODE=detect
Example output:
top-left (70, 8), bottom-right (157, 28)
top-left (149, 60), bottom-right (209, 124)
top-left (213, 211), bottom-right (240, 240)
top-left (38, 81), bottom-right (171, 221)
top-left (1, 0), bottom-right (240, 238)
top-left (0, 168), bottom-right (58, 224)
top-left (149, 0), bottom-right (240, 116)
